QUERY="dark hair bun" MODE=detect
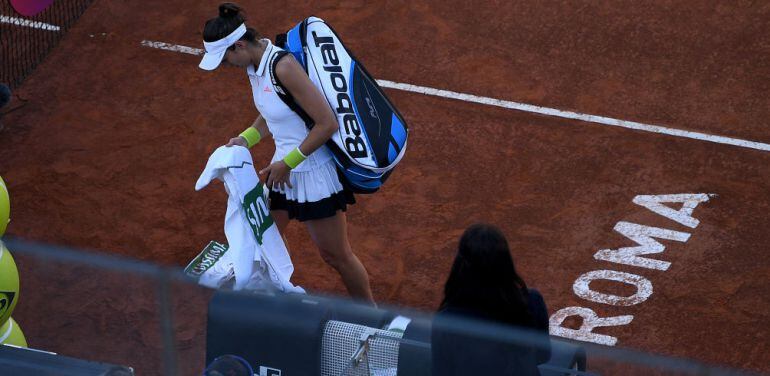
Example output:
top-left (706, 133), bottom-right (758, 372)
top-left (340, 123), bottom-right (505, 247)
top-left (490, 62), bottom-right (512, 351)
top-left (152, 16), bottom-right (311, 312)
top-left (218, 3), bottom-right (242, 19)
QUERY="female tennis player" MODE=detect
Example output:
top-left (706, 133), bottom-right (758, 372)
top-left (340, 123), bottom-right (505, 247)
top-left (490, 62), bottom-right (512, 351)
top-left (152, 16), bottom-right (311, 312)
top-left (199, 3), bottom-right (374, 304)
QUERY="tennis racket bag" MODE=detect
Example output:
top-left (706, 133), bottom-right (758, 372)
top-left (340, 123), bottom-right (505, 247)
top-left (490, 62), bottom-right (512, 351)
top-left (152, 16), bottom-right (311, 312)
top-left (273, 16), bottom-right (408, 194)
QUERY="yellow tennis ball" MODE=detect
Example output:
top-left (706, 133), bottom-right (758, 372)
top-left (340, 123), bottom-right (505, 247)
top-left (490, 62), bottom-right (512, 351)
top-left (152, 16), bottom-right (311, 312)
top-left (0, 176), bottom-right (9, 237)
top-left (0, 317), bottom-right (27, 347)
top-left (0, 241), bottom-right (19, 327)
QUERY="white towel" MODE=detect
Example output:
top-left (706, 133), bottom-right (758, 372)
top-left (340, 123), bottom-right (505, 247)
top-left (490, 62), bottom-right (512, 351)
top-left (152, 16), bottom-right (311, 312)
top-left (195, 145), bottom-right (304, 293)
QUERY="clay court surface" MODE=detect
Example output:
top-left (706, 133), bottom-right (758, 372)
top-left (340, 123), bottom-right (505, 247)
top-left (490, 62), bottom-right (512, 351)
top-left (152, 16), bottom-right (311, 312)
top-left (1, 1), bottom-right (769, 374)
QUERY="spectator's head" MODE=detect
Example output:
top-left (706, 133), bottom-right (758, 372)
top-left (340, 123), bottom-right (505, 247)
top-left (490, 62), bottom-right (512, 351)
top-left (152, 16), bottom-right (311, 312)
top-left (440, 223), bottom-right (534, 326)
top-left (0, 84), bottom-right (10, 109)
top-left (203, 354), bottom-right (253, 376)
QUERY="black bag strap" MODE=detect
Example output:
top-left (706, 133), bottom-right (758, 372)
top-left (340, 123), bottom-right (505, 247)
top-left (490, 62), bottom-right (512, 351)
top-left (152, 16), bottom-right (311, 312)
top-left (275, 33), bottom-right (287, 49)
top-left (268, 50), bottom-right (314, 128)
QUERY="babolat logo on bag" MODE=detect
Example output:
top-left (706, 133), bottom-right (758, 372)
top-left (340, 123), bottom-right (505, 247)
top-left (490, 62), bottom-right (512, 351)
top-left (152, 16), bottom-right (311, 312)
top-left (273, 16), bottom-right (409, 193)
top-left (309, 30), bottom-right (367, 159)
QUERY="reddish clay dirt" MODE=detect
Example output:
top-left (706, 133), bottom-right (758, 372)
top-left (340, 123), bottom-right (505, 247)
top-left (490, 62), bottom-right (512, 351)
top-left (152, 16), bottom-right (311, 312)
top-left (1, 1), bottom-right (769, 375)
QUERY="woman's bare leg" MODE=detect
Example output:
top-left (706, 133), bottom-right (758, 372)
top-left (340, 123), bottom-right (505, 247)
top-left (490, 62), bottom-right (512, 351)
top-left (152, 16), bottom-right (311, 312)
top-left (271, 209), bottom-right (291, 250)
top-left (305, 211), bottom-right (374, 304)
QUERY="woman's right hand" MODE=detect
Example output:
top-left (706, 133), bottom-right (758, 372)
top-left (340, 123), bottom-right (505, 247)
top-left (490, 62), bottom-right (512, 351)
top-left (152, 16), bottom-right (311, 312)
top-left (226, 136), bottom-right (248, 148)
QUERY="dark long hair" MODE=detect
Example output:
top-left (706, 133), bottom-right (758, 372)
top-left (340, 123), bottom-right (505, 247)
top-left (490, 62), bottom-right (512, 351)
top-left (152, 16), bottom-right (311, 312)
top-left (202, 3), bottom-right (260, 44)
top-left (0, 84), bottom-right (10, 109)
top-left (439, 223), bottom-right (535, 327)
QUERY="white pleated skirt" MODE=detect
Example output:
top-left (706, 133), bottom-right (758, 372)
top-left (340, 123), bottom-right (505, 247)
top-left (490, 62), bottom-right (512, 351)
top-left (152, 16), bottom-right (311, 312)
top-left (269, 158), bottom-right (355, 221)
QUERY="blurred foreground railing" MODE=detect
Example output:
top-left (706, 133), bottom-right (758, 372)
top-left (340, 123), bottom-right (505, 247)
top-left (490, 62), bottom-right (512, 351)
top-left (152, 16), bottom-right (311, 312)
top-left (1, 237), bottom-right (764, 376)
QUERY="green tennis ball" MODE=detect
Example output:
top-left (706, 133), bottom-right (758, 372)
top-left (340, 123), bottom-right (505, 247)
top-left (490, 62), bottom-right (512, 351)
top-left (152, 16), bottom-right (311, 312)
top-left (0, 317), bottom-right (27, 347)
top-left (0, 241), bottom-right (19, 327)
top-left (0, 176), bottom-right (9, 237)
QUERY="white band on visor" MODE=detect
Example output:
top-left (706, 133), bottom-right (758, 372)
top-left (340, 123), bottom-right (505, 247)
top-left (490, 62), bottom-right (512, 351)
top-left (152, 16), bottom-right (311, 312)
top-left (199, 23), bottom-right (247, 70)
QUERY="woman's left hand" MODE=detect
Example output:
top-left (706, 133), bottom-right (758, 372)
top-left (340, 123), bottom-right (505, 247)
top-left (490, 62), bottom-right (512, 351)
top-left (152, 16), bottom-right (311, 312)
top-left (260, 161), bottom-right (293, 190)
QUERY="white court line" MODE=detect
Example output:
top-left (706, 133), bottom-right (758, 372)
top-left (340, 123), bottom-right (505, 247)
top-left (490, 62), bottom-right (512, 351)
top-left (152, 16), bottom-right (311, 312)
top-left (140, 40), bottom-right (770, 153)
top-left (0, 15), bottom-right (61, 31)
top-left (377, 81), bottom-right (770, 152)
top-left (140, 40), bottom-right (203, 56)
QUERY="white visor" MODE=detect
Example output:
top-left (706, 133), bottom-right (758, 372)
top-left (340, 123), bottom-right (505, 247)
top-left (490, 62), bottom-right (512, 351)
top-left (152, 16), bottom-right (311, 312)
top-left (199, 23), bottom-right (247, 70)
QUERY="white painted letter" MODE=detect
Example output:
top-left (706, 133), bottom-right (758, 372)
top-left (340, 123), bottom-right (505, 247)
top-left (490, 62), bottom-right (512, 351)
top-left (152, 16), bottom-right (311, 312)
top-left (594, 222), bottom-right (690, 271)
top-left (632, 193), bottom-right (713, 229)
top-left (549, 306), bottom-right (633, 346)
top-left (573, 270), bottom-right (653, 306)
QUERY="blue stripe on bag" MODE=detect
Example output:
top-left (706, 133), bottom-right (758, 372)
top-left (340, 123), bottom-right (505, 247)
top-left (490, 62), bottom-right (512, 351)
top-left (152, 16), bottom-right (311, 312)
top-left (388, 143), bottom-right (397, 162)
top-left (286, 25), bottom-right (305, 67)
top-left (346, 164), bottom-right (384, 179)
top-left (390, 113), bottom-right (407, 149)
top-left (346, 175), bottom-right (381, 191)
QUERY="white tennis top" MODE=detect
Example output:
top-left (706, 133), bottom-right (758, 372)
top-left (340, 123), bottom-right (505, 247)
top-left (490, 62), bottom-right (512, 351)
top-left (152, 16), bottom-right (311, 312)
top-left (247, 39), bottom-right (333, 173)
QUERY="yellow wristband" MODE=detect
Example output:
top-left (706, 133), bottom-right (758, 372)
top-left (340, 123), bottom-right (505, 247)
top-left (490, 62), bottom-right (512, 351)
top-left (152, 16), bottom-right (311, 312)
top-left (239, 127), bottom-right (261, 148)
top-left (283, 147), bottom-right (307, 169)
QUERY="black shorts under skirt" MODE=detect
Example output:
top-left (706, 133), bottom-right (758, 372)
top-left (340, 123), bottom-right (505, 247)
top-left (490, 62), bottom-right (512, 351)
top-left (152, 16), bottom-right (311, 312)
top-left (269, 188), bottom-right (356, 222)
